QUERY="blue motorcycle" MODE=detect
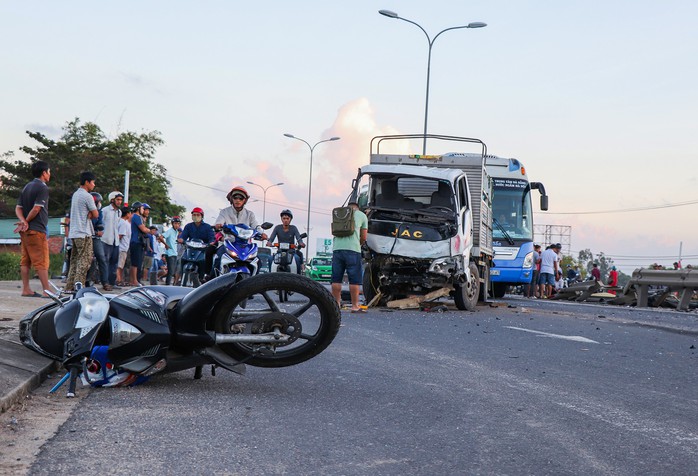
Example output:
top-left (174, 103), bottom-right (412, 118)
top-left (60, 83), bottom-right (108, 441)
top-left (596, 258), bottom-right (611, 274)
top-left (213, 223), bottom-right (273, 281)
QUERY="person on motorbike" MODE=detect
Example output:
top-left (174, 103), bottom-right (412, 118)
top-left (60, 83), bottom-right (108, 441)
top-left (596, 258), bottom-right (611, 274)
top-left (207, 185), bottom-right (268, 278)
top-left (177, 207), bottom-right (216, 281)
top-left (266, 209), bottom-right (305, 274)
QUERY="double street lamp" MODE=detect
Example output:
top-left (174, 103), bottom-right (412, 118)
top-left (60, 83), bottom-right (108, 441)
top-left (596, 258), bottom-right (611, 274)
top-left (379, 9), bottom-right (487, 154)
top-left (283, 133), bottom-right (341, 260)
top-left (246, 181), bottom-right (284, 223)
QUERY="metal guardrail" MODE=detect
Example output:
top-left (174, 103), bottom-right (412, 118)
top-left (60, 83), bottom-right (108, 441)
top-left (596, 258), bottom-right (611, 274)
top-left (628, 269), bottom-right (698, 311)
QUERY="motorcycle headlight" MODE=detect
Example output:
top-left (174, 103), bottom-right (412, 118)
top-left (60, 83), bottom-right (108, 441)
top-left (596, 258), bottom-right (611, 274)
top-left (76, 294), bottom-right (110, 339)
top-left (523, 251), bottom-right (534, 269)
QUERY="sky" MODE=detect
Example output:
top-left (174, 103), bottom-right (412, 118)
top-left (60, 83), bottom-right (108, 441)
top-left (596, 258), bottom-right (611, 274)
top-left (2, 1), bottom-right (697, 273)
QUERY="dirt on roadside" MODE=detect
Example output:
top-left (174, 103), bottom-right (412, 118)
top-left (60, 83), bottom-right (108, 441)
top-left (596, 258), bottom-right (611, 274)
top-left (0, 375), bottom-right (90, 475)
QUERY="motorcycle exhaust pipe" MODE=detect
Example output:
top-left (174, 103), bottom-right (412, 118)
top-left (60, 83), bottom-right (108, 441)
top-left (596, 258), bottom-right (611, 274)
top-left (215, 333), bottom-right (290, 344)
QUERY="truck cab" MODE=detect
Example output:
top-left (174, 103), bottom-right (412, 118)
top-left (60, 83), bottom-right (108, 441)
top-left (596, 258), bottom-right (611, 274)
top-left (350, 134), bottom-right (493, 311)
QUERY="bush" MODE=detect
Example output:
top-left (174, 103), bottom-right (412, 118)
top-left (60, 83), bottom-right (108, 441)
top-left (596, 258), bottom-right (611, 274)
top-left (0, 252), bottom-right (66, 280)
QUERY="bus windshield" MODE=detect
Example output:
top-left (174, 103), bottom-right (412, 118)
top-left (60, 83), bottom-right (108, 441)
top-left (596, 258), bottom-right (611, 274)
top-left (491, 178), bottom-right (533, 241)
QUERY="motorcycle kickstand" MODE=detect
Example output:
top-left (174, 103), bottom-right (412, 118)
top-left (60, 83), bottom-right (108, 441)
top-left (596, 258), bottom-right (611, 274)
top-left (194, 365), bottom-right (203, 380)
top-left (67, 367), bottom-right (79, 398)
top-left (211, 365), bottom-right (216, 377)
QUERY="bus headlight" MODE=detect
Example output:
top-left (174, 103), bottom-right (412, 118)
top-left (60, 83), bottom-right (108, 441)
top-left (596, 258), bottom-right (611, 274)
top-left (523, 251), bottom-right (534, 269)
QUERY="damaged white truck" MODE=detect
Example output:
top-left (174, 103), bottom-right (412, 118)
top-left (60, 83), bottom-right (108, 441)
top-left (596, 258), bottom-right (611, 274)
top-left (350, 134), bottom-right (494, 311)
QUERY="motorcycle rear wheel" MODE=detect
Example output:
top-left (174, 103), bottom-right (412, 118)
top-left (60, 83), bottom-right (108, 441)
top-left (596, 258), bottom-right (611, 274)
top-left (213, 273), bottom-right (341, 367)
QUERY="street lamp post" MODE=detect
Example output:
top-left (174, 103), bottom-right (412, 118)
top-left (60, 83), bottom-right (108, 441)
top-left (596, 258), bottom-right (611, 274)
top-left (283, 133), bottom-right (340, 261)
top-left (378, 9), bottom-right (486, 155)
top-left (246, 181), bottom-right (284, 223)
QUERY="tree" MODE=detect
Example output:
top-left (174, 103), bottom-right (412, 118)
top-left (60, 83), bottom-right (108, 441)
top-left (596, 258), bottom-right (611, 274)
top-left (577, 248), bottom-right (616, 282)
top-left (0, 118), bottom-right (184, 222)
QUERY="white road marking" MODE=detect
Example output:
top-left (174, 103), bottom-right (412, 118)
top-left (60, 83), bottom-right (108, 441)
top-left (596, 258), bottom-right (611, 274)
top-left (504, 326), bottom-right (600, 344)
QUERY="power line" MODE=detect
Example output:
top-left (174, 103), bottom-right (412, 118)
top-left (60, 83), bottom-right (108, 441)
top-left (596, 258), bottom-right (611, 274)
top-left (541, 198), bottom-right (698, 215)
top-left (167, 174), bottom-right (332, 217)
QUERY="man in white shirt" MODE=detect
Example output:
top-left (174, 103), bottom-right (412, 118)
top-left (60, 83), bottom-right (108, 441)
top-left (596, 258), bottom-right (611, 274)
top-left (117, 208), bottom-right (132, 286)
top-left (538, 243), bottom-right (561, 298)
top-left (100, 191), bottom-right (123, 288)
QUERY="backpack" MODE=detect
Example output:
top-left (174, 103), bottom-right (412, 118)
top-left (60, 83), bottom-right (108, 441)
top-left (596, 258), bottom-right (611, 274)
top-left (331, 206), bottom-right (355, 237)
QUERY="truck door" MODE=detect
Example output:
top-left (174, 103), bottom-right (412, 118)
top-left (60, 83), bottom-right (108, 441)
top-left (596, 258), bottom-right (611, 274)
top-left (457, 177), bottom-right (472, 253)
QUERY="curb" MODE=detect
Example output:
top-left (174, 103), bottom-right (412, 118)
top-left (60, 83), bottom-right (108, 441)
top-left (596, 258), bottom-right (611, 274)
top-left (0, 337), bottom-right (60, 413)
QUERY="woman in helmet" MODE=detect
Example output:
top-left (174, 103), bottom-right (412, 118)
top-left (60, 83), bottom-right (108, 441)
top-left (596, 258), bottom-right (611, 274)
top-left (266, 209), bottom-right (305, 274)
top-left (177, 207), bottom-right (216, 281)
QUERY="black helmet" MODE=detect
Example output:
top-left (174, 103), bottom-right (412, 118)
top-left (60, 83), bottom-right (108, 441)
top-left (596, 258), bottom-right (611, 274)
top-left (131, 201), bottom-right (143, 212)
top-left (280, 209), bottom-right (293, 219)
top-left (90, 192), bottom-right (103, 203)
top-left (171, 216), bottom-right (181, 223)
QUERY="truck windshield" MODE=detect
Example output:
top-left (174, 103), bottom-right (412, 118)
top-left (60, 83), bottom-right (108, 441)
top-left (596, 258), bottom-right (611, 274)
top-left (491, 178), bottom-right (533, 241)
top-left (371, 176), bottom-right (453, 211)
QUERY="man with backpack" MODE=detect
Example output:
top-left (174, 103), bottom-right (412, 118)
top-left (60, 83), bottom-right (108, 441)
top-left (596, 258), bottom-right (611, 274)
top-left (330, 200), bottom-right (368, 313)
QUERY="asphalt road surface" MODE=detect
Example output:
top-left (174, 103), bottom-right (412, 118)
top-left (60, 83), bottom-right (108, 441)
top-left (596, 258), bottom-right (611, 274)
top-left (28, 299), bottom-right (698, 475)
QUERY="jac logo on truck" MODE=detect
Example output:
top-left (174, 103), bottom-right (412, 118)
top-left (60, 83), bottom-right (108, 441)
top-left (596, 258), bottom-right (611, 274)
top-left (391, 228), bottom-right (424, 239)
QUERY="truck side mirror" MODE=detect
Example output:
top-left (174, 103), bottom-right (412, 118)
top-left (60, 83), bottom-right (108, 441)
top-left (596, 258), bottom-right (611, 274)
top-left (540, 195), bottom-right (549, 211)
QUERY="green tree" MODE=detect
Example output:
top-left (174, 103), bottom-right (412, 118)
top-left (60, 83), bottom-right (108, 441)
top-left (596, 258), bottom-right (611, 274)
top-left (0, 118), bottom-right (184, 222)
top-left (577, 248), bottom-right (616, 282)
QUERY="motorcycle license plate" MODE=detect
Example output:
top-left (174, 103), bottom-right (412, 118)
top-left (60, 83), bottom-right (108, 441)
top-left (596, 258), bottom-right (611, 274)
top-left (279, 243), bottom-right (290, 250)
top-left (490, 269), bottom-right (500, 276)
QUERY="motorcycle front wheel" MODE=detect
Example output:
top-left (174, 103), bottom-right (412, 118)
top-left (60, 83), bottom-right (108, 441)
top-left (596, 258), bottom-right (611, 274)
top-left (212, 273), bottom-right (341, 367)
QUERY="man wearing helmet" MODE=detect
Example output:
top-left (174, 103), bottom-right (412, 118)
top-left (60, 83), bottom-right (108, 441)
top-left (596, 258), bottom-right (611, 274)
top-left (207, 186), bottom-right (268, 278)
top-left (100, 191), bottom-right (123, 290)
top-left (178, 207), bottom-right (216, 281)
top-left (266, 209), bottom-right (305, 274)
top-left (214, 186), bottom-right (267, 237)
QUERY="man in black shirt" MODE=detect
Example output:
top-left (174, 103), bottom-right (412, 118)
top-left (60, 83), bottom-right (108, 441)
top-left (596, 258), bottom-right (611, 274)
top-left (15, 160), bottom-right (51, 297)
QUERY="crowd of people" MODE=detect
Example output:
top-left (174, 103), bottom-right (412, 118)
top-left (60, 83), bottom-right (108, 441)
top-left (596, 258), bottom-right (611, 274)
top-left (13, 164), bottom-right (320, 295)
top-left (524, 243), bottom-right (621, 299)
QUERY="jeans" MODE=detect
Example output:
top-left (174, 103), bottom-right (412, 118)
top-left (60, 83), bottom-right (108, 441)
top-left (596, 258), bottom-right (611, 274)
top-left (91, 238), bottom-right (109, 285)
top-left (103, 243), bottom-right (120, 285)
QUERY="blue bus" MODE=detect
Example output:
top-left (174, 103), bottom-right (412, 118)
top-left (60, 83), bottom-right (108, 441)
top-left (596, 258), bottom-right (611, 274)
top-left (486, 156), bottom-right (548, 298)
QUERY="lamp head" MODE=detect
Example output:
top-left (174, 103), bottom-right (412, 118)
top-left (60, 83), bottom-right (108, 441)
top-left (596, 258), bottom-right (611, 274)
top-left (379, 9), bottom-right (398, 18)
top-left (468, 22), bottom-right (487, 28)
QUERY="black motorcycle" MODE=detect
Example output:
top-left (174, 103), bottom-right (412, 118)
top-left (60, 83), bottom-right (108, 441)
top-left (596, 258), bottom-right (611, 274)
top-left (180, 239), bottom-right (207, 288)
top-left (20, 272), bottom-right (341, 394)
top-left (272, 233), bottom-right (307, 303)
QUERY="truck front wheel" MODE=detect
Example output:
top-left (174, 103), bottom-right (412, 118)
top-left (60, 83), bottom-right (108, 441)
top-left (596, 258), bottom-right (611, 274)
top-left (455, 263), bottom-right (480, 311)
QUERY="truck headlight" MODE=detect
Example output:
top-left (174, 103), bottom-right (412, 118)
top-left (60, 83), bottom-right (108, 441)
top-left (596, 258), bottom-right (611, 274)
top-left (429, 257), bottom-right (456, 275)
top-left (523, 251), bottom-right (534, 269)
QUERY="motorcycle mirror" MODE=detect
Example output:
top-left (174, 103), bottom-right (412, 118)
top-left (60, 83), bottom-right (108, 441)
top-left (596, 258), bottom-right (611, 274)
top-left (45, 290), bottom-right (63, 306)
top-left (261, 222), bottom-right (274, 230)
top-left (300, 233), bottom-right (308, 239)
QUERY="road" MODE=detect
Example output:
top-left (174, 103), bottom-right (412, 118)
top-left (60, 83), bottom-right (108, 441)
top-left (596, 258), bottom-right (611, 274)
top-left (20, 299), bottom-right (698, 475)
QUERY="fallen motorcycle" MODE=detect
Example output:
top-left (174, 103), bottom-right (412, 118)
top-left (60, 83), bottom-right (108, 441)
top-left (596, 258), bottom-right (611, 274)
top-left (19, 272), bottom-right (341, 395)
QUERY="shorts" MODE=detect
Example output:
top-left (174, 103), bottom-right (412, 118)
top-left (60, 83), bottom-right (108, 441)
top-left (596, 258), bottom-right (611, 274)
top-left (538, 272), bottom-right (555, 285)
top-left (130, 243), bottom-right (144, 269)
top-left (143, 256), bottom-right (153, 272)
top-left (118, 250), bottom-right (128, 269)
top-left (331, 249), bottom-right (362, 285)
top-left (20, 230), bottom-right (49, 270)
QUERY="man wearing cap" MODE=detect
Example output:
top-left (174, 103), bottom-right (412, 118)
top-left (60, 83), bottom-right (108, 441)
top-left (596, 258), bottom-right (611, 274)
top-left (129, 201), bottom-right (153, 286)
top-left (163, 217), bottom-right (182, 285)
top-left (331, 201), bottom-right (368, 312)
top-left (100, 191), bottom-right (123, 290)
